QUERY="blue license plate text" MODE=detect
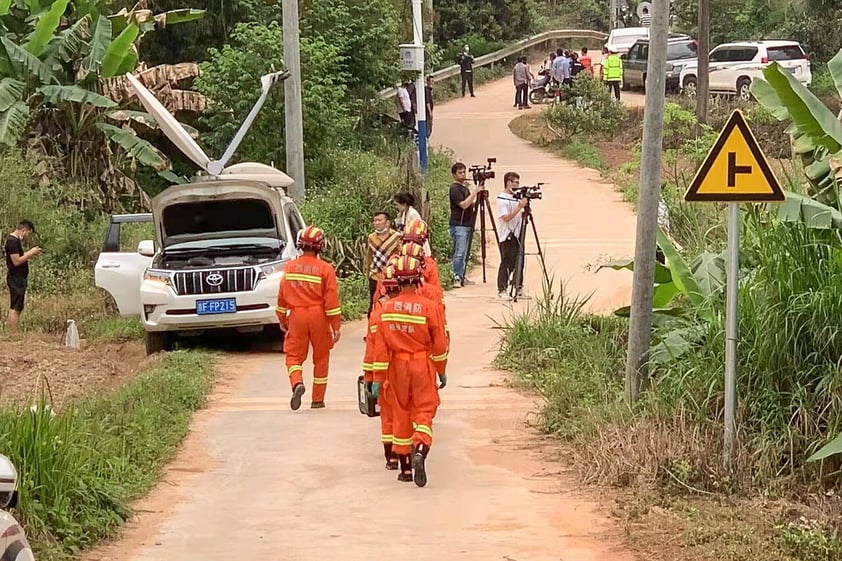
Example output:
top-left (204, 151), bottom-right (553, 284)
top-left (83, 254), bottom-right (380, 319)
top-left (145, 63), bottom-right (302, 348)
top-left (196, 298), bottom-right (237, 315)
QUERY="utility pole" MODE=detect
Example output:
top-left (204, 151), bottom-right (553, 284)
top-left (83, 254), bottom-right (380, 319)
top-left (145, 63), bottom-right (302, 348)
top-left (624, 0), bottom-right (670, 404)
top-left (283, 0), bottom-right (305, 200)
top-left (411, 0), bottom-right (428, 172)
top-left (695, 0), bottom-right (710, 128)
top-left (610, 0), bottom-right (618, 29)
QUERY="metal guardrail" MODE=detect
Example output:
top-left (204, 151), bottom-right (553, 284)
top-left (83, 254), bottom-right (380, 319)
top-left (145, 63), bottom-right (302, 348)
top-left (379, 28), bottom-right (608, 99)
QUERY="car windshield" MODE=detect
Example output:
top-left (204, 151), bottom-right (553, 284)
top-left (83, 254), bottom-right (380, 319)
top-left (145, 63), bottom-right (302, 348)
top-left (667, 42), bottom-right (698, 60)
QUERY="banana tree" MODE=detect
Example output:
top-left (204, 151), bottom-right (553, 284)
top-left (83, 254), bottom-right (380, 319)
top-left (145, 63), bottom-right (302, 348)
top-left (750, 55), bottom-right (842, 210)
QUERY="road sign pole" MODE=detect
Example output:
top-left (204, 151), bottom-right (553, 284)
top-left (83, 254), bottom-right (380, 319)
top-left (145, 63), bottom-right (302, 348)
top-left (723, 202), bottom-right (740, 470)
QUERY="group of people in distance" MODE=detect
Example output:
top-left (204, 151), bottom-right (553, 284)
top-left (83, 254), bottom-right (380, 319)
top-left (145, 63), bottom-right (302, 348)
top-left (275, 219), bottom-right (448, 488)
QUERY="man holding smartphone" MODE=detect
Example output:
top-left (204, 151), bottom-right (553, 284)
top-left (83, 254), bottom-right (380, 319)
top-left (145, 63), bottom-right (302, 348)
top-left (5, 220), bottom-right (40, 334)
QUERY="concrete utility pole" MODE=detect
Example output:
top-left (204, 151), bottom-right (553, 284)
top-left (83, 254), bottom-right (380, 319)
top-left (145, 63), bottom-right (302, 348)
top-left (610, 0), bottom-right (618, 28)
top-left (411, 0), bottom-right (428, 172)
top-left (624, 0), bottom-right (670, 404)
top-left (695, 0), bottom-right (710, 128)
top-left (283, 0), bottom-right (306, 200)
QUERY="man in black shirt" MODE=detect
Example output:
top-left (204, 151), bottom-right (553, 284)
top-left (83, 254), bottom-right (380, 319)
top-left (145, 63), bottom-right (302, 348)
top-left (457, 46), bottom-right (475, 98)
top-left (424, 75), bottom-right (434, 138)
top-left (448, 162), bottom-right (486, 286)
top-left (4, 220), bottom-right (40, 333)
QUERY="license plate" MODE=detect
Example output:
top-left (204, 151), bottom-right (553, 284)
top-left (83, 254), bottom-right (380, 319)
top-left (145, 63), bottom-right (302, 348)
top-left (196, 298), bottom-right (237, 315)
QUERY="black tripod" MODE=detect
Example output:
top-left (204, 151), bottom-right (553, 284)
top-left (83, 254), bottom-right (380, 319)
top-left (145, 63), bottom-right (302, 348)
top-left (467, 185), bottom-right (500, 283)
top-left (509, 197), bottom-right (550, 302)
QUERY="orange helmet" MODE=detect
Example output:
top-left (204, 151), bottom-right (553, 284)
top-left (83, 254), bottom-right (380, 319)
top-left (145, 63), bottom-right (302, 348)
top-left (392, 255), bottom-right (423, 283)
top-left (381, 263), bottom-right (400, 290)
top-left (400, 241), bottom-right (426, 266)
top-left (297, 225), bottom-right (325, 252)
top-left (402, 219), bottom-right (429, 244)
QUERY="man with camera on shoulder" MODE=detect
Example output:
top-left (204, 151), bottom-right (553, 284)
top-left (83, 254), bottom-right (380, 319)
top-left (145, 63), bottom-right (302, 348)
top-left (495, 172), bottom-right (528, 300)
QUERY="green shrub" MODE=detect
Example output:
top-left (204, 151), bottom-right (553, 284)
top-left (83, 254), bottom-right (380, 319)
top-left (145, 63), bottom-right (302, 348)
top-left (0, 351), bottom-right (215, 560)
top-left (544, 73), bottom-right (627, 140)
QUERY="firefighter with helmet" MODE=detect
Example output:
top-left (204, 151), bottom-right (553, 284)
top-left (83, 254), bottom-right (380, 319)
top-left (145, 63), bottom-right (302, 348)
top-left (372, 255), bottom-right (448, 487)
top-left (362, 255), bottom-right (402, 469)
top-left (276, 225), bottom-right (342, 411)
top-left (402, 219), bottom-right (441, 290)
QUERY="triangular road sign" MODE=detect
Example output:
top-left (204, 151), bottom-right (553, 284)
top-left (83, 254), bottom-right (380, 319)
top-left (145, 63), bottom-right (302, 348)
top-left (684, 110), bottom-right (785, 203)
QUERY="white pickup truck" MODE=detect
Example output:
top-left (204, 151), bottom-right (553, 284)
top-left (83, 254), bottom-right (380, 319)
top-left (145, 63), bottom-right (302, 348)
top-left (95, 164), bottom-right (306, 354)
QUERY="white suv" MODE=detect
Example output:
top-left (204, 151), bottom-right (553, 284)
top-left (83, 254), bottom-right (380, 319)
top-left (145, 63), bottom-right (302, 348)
top-left (679, 40), bottom-right (811, 100)
top-left (95, 165), bottom-right (306, 354)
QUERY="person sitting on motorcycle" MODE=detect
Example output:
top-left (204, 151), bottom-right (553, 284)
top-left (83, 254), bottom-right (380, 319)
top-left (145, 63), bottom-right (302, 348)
top-left (533, 52), bottom-right (555, 89)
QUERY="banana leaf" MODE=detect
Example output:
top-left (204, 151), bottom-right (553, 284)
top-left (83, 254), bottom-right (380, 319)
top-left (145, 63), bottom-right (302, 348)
top-left (97, 122), bottom-right (168, 170)
top-left (829, 50), bottom-right (842, 99)
top-left (50, 14), bottom-right (89, 63)
top-left (0, 77), bottom-right (24, 112)
top-left (597, 257), bottom-right (674, 284)
top-left (26, 0), bottom-right (69, 57)
top-left (82, 15), bottom-right (111, 75)
top-left (0, 36), bottom-right (55, 83)
top-left (153, 9), bottom-right (205, 27)
top-left (768, 190), bottom-right (842, 229)
top-left (0, 100), bottom-right (30, 146)
top-left (99, 23), bottom-right (138, 78)
top-left (0, 0), bottom-right (12, 16)
top-left (38, 84), bottom-right (116, 107)
top-left (690, 251), bottom-right (726, 297)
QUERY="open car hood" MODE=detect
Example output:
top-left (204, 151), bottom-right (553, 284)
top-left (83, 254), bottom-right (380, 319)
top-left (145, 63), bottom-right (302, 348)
top-left (151, 179), bottom-right (285, 249)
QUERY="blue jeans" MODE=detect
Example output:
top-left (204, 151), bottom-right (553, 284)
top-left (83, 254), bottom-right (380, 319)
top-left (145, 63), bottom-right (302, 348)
top-left (449, 225), bottom-right (472, 280)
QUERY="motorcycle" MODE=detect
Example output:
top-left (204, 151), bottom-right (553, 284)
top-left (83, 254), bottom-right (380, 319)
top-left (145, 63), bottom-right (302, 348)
top-left (528, 68), bottom-right (556, 105)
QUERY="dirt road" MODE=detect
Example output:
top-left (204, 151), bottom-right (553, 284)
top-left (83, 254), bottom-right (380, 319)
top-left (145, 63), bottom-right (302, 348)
top-left (84, 77), bottom-right (638, 561)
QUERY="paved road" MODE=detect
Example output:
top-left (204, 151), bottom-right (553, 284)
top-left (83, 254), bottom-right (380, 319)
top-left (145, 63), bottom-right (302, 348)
top-left (84, 76), bottom-right (638, 561)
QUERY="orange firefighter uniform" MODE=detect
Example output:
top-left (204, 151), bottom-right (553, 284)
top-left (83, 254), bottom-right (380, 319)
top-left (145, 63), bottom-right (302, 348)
top-left (276, 226), bottom-right (341, 410)
top-left (373, 256), bottom-right (448, 486)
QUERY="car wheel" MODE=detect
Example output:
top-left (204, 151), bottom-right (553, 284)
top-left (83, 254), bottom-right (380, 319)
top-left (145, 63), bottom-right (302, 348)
top-left (145, 331), bottom-right (173, 355)
top-left (737, 78), bottom-right (752, 101)
top-left (683, 76), bottom-right (697, 98)
top-left (529, 88), bottom-right (545, 105)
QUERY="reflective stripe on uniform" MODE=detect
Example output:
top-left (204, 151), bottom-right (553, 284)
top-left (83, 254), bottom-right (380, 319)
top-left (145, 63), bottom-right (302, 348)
top-left (313, 376), bottom-right (328, 385)
top-left (288, 365), bottom-right (303, 374)
top-left (275, 305), bottom-right (287, 313)
top-left (285, 273), bottom-right (322, 283)
top-left (325, 307), bottom-right (341, 316)
top-left (381, 313), bottom-right (427, 325)
top-left (372, 362), bottom-right (389, 371)
top-left (431, 352), bottom-right (448, 361)
top-left (392, 436), bottom-right (413, 446)
top-left (370, 325), bottom-right (377, 333)
top-left (415, 424), bottom-right (433, 437)
top-left (381, 434), bottom-right (394, 443)
top-left (362, 362), bottom-right (373, 370)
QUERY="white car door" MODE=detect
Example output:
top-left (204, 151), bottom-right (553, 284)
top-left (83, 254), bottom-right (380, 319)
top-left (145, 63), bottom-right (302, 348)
top-left (708, 47), bottom-right (734, 91)
top-left (94, 214), bottom-right (154, 317)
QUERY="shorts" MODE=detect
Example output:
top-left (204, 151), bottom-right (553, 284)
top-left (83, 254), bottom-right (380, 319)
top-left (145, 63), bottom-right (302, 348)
top-left (7, 276), bottom-right (27, 312)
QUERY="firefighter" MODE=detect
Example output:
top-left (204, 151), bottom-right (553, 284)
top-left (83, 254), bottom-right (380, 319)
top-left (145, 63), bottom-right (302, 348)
top-left (402, 219), bottom-right (441, 290)
top-left (362, 256), bottom-right (402, 470)
top-left (401, 241), bottom-right (445, 311)
top-left (275, 225), bottom-right (342, 411)
top-left (372, 255), bottom-right (448, 487)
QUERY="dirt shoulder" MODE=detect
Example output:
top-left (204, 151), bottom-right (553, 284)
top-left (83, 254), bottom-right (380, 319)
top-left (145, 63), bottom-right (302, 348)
top-left (0, 333), bottom-right (154, 408)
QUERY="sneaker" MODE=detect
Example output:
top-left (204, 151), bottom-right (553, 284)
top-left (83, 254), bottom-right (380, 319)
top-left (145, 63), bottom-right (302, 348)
top-left (453, 276), bottom-right (463, 287)
top-left (290, 383), bottom-right (306, 411)
top-left (310, 401), bottom-right (325, 409)
top-left (412, 445), bottom-right (429, 488)
top-left (498, 291), bottom-right (512, 300)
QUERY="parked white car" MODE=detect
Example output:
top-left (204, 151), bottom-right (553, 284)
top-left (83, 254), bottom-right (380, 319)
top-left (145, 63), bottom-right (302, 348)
top-left (1, 454), bottom-right (34, 561)
top-left (679, 40), bottom-right (812, 100)
top-left (95, 164), bottom-right (307, 354)
top-left (604, 26), bottom-right (690, 55)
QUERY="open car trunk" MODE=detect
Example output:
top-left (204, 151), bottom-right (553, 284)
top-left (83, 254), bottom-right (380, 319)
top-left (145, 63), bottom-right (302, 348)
top-left (152, 180), bottom-right (285, 249)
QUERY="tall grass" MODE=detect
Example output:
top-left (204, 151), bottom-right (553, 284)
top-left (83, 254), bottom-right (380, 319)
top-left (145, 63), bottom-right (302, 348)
top-left (0, 351), bottom-right (214, 560)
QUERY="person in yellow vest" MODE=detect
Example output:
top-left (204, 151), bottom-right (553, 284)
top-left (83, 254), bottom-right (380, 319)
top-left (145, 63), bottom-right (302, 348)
top-left (602, 48), bottom-right (623, 101)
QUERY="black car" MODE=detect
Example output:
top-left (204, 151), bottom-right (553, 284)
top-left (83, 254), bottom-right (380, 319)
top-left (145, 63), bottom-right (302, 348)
top-left (621, 37), bottom-right (698, 93)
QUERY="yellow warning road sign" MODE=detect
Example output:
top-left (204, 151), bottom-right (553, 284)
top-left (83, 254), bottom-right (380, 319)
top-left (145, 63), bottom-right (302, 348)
top-left (684, 110), bottom-right (785, 202)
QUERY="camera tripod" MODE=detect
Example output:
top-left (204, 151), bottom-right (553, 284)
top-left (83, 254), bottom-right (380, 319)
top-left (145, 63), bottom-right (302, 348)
top-left (509, 197), bottom-right (550, 302)
top-left (467, 185), bottom-right (500, 283)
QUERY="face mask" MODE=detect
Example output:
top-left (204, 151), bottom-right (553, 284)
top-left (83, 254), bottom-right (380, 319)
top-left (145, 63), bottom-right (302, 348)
top-left (375, 227), bottom-right (389, 234)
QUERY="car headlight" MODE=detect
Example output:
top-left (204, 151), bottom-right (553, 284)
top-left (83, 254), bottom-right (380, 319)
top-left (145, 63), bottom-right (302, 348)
top-left (258, 261), bottom-right (285, 281)
top-left (143, 269), bottom-right (173, 285)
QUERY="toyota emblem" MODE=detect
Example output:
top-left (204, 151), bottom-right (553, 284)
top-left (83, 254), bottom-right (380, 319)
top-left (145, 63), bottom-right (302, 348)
top-left (205, 272), bottom-right (224, 287)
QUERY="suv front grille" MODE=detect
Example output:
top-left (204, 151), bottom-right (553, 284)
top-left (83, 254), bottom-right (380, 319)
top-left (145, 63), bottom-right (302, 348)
top-left (172, 268), bottom-right (257, 296)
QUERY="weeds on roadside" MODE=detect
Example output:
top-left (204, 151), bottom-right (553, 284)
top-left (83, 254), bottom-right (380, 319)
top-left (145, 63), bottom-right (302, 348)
top-left (0, 351), bottom-right (215, 561)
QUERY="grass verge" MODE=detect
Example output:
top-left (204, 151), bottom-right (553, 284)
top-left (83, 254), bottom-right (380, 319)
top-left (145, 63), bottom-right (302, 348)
top-left (0, 350), bottom-right (215, 560)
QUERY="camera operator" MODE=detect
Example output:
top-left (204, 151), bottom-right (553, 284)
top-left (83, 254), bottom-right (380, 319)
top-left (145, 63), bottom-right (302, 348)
top-left (495, 173), bottom-right (527, 300)
top-left (449, 162), bottom-right (486, 287)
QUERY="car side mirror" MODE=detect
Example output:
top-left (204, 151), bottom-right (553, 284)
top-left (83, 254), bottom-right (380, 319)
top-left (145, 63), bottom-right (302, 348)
top-left (137, 240), bottom-right (155, 257)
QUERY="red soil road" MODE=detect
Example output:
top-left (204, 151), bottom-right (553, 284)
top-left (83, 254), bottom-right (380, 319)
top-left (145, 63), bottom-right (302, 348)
top-left (82, 75), bottom-right (638, 561)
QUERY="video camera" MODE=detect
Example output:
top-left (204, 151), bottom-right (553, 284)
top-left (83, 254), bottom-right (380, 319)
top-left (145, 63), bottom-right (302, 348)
top-left (512, 182), bottom-right (544, 201)
top-left (469, 157), bottom-right (496, 184)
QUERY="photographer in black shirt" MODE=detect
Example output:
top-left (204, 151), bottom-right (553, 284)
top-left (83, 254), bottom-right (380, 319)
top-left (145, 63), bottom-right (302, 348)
top-left (4, 220), bottom-right (40, 334)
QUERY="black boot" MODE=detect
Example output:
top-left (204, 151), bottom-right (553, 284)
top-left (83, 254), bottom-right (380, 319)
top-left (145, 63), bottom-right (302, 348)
top-left (397, 454), bottom-right (413, 482)
top-left (290, 383), bottom-right (305, 411)
top-left (412, 444), bottom-right (430, 488)
top-left (384, 443), bottom-right (398, 470)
